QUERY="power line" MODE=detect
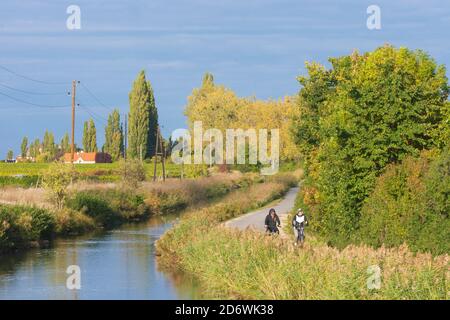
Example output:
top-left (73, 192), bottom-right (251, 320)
top-left (0, 90), bottom-right (70, 109)
top-left (77, 99), bottom-right (108, 124)
top-left (0, 65), bottom-right (68, 85)
top-left (0, 82), bottom-right (67, 96)
top-left (79, 82), bottom-right (115, 113)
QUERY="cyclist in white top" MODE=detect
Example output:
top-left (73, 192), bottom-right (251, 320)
top-left (292, 209), bottom-right (308, 246)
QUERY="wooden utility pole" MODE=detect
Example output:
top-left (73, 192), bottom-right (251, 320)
top-left (123, 113), bottom-right (127, 160)
top-left (70, 80), bottom-right (77, 164)
top-left (153, 125), bottom-right (166, 182)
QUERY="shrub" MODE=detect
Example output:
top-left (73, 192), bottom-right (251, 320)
top-left (66, 189), bottom-right (148, 226)
top-left (67, 192), bottom-right (118, 227)
top-left (41, 162), bottom-right (76, 209)
top-left (358, 149), bottom-right (449, 255)
top-left (54, 208), bottom-right (95, 235)
top-left (118, 159), bottom-right (146, 188)
top-left (0, 204), bottom-right (55, 250)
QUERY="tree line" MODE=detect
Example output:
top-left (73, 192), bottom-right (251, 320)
top-left (11, 70), bottom-right (161, 162)
top-left (291, 45), bottom-right (449, 254)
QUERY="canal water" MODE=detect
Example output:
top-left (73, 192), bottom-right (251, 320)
top-left (0, 214), bottom-right (200, 300)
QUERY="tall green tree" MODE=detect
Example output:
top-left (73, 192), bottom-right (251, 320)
top-left (6, 149), bottom-right (13, 161)
top-left (30, 138), bottom-right (41, 158)
top-left (60, 133), bottom-right (70, 154)
top-left (292, 45), bottom-right (449, 247)
top-left (82, 119), bottom-right (97, 152)
top-left (83, 121), bottom-right (89, 152)
top-left (104, 109), bottom-right (124, 161)
top-left (128, 70), bottom-right (158, 160)
top-left (21, 136), bottom-right (28, 158)
top-left (88, 119), bottom-right (97, 152)
top-left (43, 130), bottom-right (56, 159)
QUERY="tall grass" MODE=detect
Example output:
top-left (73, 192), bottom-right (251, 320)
top-left (0, 172), bottom-right (260, 252)
top-left (157, 174), bottom-right (448, 300)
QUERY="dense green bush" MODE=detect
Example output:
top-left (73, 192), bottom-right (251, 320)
top-left (0, 205), bottom-right (55, 250)
top-left (66, 189), bottom-right (148, 227)
top-left (67, 192), bottom-right (117, 227)
top-left (358, 149), bottom-right (449, 255)
top-left (292, 45), bottom-right (450, 248)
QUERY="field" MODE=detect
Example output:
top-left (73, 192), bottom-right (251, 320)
top-left (0, 162), bottom-right (206, 187)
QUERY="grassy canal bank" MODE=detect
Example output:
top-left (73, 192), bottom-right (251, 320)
top-left (0, 172), bottom-right (257, 253)
top-left (156, 173), bottom-right (448, 300)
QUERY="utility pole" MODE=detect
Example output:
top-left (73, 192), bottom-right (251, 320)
top-left (153, 125), bottom-right (166, 182)
top-left (123, 113), bottom-right (127, 160)
top-left (71, 80), bottom-right (77, 164)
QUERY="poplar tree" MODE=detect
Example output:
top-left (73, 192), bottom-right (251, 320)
top-left (82, 119), bottom-right (97, 152)
top-left (60, 133), bottom-right (70, 154)
top-left (6, 150), bottom-right (13, 161)
top-left (104, 109), bottom-right (123, 161)
top-left (83, 121), bottom-right (89, 152)
top-left (128, 70), bottom-right (158, 159)
top-left (43, 130), bottom-right (56, 159)
top-left (21, 136), bottom-right (28, 158)
top-left (88, 119), bottom-right (97, 152)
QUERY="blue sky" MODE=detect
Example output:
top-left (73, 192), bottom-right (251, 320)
top-left (0, 0), bottom-right (449, 158)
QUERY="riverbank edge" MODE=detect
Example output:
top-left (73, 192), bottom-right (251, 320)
top-left (155, 175), bottom-right (449, 300)
top-left (0, 173), bottom-right (259, 254)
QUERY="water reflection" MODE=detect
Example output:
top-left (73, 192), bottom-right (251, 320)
top-left (0, 214), bottom-right (199, 300)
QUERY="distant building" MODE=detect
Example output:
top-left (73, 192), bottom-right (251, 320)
top-left (16, 155), bottom-right (35, 163)
top-left (63, 151), bottom-right (112, 164)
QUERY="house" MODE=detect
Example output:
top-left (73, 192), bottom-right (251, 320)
top-left (63, 151), bottom-right (112, 164)
top-left (16, 155), bottom-right (35, 163)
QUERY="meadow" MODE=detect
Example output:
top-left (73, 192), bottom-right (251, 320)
top-left (0, 171), bottom-right (255, 252)
top-left (0, 162), bottom-right (209, 187)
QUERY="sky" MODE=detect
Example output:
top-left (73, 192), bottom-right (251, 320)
top-left (0, 0), bottom-right (449, 158)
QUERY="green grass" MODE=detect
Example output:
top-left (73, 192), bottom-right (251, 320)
top-left (156, 174), bottom-right (449, 300)
top-left (0, 162), bottom-right (205, 185)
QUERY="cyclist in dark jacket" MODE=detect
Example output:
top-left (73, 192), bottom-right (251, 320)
top-left (265, 208), bottom-right (281, 234)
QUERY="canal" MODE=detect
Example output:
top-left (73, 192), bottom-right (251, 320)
top-left (0, 214), bottom-right (200, 299)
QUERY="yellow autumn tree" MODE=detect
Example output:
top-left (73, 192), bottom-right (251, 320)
top-left (184, 73), bottom-right (299, 162)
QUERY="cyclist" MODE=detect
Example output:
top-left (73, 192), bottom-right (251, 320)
top-left (292, 208), bottom-right (308, 246)
top-left (265, 208), bottom-right (281, 235)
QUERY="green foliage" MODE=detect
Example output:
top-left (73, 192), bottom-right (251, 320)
top-left (0, 175), bottom-right (38, 188)
top-left (292, 45), bottom-right (450, 248)
top-left (128, 70), bottom-right (159, 159)
top-left (6, 150), bottom-right (13, 161)
top-left (358, 150), bottom-right (449, 255)
top-left (118, 158), bottom-right (146, 188)
top-left (82, 119), bottom-right (97, 152)
top-left (41, 162), bottom-right (75, 209)
top-left (42, 130), bottom-right (56, 160)
top-left (104, 109), bottom-right (124, 161)
top-left (54, 208), bottom-right (95, 235)
top-left (0, 204), bottom-right (55, 251)
top-left (67, 189), bottom-right (148, 227)
top-left (60, 133), bottom-right (70, 154)
top-left (67, 192), bottom-right (117, 227)
top-left (21, 137), bottom-right (28, 158)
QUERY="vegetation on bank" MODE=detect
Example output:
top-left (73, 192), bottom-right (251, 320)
top-left (156, 173), bottom-right (448, 300)
top-left (0, 166), bottom-right (254, 252)
top-left (291, 45), bottom-right (449, 253)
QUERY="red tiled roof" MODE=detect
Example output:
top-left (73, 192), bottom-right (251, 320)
top-left (63, 152), bottom-right (111, 163)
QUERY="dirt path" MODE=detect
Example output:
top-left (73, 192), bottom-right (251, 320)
top-left (224, 187), bottom-right (299, 237)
